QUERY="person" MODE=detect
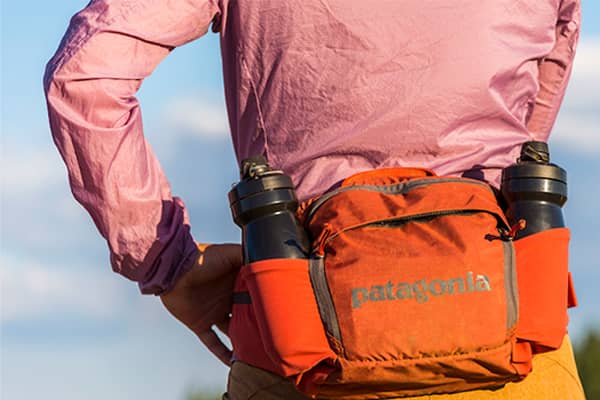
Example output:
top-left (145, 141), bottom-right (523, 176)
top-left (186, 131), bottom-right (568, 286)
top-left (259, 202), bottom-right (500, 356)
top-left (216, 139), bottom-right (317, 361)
top-left (44, 1), bottom-right (585, 398)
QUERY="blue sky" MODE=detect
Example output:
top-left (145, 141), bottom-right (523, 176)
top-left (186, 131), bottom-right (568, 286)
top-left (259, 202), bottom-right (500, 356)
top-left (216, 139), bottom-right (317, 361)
top-left (1, 2), bottom-right (599, 399)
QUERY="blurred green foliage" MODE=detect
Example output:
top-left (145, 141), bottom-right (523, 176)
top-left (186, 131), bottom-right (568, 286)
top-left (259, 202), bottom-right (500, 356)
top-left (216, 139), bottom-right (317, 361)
top-left (186, 394), bottom-right (221, 400)
top-left (575, 329), bottom-right (600, 400)
top-left (185, 390), bottom-right (222, 400)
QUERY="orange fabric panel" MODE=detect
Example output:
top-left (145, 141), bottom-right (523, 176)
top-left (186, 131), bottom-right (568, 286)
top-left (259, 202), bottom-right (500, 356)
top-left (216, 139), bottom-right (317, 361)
top-left (341, 167), bottom-right (434, 187)
top-left (327, 214), bottom-right (510, 360)
top-left (511, 340), bottom-right (533, 376)
top-left (229, 275), bottom-right (278, 372)
top-left (316, 343), bottom-right (519, 399)
top-left (231, 258), bottom-right (335, 378)
top-left (514, 228), bottom-right (571, 352)
top-left (307, 180), bottom-right (506, 241)
top-left (303, 173), bottom-right (528, 397)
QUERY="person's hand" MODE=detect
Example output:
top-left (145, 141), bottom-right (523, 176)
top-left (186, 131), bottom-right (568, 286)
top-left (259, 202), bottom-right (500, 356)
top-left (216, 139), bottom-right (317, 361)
top-left (160, 243), bottom-right (242, 366)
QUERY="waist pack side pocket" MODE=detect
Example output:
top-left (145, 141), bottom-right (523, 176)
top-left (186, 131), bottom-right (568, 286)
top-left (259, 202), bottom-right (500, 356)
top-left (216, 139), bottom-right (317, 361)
top-left (231, 258), bottom-right (335, 379)
top-left (514, 228), bottom-right (572, 353)
top-left (230, 273), bottom-right (276, 372)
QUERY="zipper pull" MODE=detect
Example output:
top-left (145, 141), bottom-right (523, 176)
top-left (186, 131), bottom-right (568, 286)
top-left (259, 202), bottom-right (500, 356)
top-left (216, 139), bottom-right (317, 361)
top-left (297, 196), bottom-right (317, 225)
top-left (502, 219), bottom-right (527, 239)
top-left (313, 223), bottom-right (334, 257)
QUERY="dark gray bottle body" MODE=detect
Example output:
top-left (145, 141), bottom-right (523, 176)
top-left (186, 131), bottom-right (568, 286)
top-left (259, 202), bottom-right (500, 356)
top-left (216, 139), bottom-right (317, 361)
top-left (229, 156), bottom-right (310, 264)
top-left (501, 142), bottom-right (567, 239)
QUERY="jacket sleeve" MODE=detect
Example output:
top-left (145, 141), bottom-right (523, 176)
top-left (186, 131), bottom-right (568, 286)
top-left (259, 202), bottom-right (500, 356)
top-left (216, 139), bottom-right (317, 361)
top-left (44, 0), bottom-right (221, 295)
top-left (526, 0), bottom-right (581, 139)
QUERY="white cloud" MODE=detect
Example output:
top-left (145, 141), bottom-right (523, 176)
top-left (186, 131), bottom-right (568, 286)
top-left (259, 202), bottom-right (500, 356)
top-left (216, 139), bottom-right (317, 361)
top-left (558, 38), bottom-right (600, 109)
top-left (0, 149), bottom-right (66, 195)
top-left (551, 111), bottom-right (600, 153)
top-left (551, 38), bottom-right (600, 153)
top-left (570, 39), bottom-right (600, 81)
top-left (0, 254), bottom-right (131, 322)
top-left (2, 322), bottom-right (229, 400)
top-left (0, 146), bottom-right (96, 252)
top-left (162, 97), bottom-right (230, 140)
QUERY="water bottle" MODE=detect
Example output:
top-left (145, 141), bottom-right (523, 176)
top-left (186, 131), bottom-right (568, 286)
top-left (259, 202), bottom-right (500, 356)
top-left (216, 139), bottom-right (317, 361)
top-left (501, 141), bottom-right (567, 239)
top-left (228, 155), bottom-right (310, 263)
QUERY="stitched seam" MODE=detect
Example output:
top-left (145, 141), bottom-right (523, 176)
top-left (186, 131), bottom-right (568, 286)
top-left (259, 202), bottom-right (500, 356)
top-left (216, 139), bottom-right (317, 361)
top-left (240, 54), bottom-right (270, 160)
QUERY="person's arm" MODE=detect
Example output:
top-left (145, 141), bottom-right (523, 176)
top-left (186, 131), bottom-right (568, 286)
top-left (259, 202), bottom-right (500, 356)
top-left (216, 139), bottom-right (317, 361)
top-left (526, 0), bottom-right (581, 138)
top-left (44, 0), bottom-right (221, 295)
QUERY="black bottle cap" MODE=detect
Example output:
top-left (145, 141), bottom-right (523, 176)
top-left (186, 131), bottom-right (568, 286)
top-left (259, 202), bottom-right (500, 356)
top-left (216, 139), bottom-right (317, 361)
top-left (502, 141), bottom-right (566, 184)
top-left (229, 156), bottom-right (299, 226)
top-left (501, 162), bottom-right (567, 184)
top-left (501, 141), bottom-right (567, 207)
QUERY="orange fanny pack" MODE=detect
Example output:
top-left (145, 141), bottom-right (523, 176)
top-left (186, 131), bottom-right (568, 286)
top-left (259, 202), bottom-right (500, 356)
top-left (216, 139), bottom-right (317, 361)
top-left (229, 168), bottom-right (577, 399)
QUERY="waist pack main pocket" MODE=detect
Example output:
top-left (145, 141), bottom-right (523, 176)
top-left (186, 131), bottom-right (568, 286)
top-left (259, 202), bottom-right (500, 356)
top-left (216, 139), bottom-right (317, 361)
top-left (299, 170), bottom-right (530, 399)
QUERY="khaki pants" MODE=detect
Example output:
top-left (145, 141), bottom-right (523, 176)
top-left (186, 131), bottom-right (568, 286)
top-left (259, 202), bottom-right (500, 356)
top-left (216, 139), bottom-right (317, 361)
top-left (224, 336), bottom-right (585, 400)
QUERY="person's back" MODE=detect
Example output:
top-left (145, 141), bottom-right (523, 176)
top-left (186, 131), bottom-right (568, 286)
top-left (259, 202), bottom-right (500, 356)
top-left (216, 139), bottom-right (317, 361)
top-left (220, 0), bottom-right (576, 200)
top-left (44, 0), bottom-right (584, 398)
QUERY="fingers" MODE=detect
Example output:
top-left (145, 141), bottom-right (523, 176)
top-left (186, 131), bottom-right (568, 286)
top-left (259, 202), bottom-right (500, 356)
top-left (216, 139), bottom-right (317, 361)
top-left (216, 317), bottom-right (231, 338)
top-left (197, 327), bottom-right (233, 366)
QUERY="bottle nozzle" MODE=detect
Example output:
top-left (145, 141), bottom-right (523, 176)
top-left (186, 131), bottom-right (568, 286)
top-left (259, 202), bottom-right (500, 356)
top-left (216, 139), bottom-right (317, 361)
top-left (240, 155), bottom-right (270, 179)
top-left (501, 141), bottom-right (567, 238)
top-left (519, 141), bottom-right (550, 163)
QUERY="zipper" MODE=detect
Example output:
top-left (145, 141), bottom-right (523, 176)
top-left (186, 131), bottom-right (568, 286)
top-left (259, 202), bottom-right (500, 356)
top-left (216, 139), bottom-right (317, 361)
top-left (314, 208), bottom-right (509, 255)
top-left (304, 178), bottom-right (494, 225)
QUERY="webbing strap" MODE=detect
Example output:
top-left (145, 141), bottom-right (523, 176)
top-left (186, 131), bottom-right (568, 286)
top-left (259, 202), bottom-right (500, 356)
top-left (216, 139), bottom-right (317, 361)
top-left (233, 291), bottom-right (251, 304)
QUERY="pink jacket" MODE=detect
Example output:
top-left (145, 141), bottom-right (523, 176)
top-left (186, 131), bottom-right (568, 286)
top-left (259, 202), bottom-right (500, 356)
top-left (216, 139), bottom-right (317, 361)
top-left (44, 0), bottom-right (580, 294)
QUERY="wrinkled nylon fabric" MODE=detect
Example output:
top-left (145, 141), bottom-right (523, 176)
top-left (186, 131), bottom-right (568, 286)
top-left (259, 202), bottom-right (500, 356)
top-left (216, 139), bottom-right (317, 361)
top-left (44, 0), bottom-right (580, 294)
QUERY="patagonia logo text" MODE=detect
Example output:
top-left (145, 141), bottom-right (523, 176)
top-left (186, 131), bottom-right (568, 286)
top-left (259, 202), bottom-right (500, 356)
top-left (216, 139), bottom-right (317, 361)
top-left (351, 272), bottom-right (491, 309)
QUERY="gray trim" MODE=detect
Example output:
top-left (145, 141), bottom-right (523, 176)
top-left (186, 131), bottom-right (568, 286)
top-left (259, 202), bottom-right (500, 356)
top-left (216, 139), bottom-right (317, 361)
top-left (304, 178), bottom-right (494, 223)
top-left (503, 241), bottom-right (519, 330)
top-left (309, 256), bottom-right (342, 344)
